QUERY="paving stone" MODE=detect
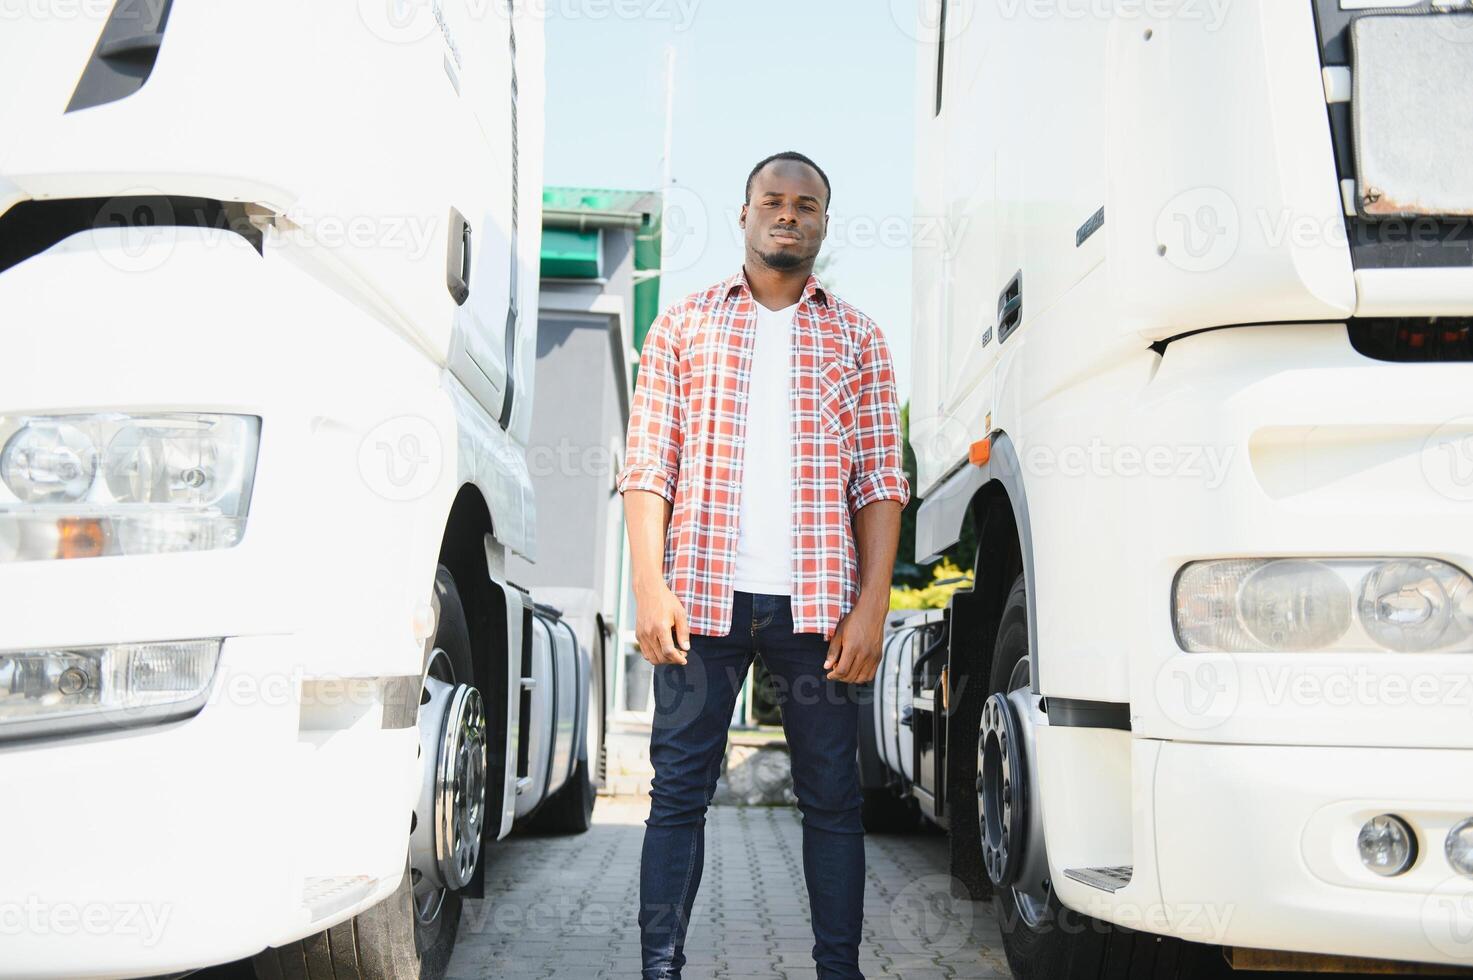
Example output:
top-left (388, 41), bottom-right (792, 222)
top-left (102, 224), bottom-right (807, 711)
top-left (448, 792), bottom-right (1004, 979)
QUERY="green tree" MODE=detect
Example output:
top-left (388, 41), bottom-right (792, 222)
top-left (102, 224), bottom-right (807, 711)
top-left (893, 400), bottom-right (977, 591)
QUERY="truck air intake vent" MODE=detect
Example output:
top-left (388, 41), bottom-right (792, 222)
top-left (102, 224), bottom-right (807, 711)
top-left (66, 0), bottom-right (176, 112)
top-left (0, 197), bottom-right (262, 276)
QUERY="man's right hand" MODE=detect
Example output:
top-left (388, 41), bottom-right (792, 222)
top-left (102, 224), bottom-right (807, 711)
top-left (634, 581), bottom-right (691, 666)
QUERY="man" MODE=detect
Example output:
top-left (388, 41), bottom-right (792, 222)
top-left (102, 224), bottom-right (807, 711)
top-left (616, 150), bottom-right (910, 980)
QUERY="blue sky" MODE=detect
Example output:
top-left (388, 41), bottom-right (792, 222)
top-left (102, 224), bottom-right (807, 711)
top-left (542, 0), bottom-right (923, 401)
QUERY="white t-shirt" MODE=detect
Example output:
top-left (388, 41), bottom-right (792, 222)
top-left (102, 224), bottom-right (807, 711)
top-left (731, 300), bottom-right (799, 596)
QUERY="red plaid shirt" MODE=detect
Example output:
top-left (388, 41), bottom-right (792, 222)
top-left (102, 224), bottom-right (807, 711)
top-left (615, 269), bottom-right (910, 640)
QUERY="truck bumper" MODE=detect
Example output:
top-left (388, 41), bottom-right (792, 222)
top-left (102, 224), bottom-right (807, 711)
top-left (0, 635), bottom-right (420, 980)
top-left (1046, 736), bottom-right (1473, 968)
top-left (1151, 740), bottom-right (1473, 967)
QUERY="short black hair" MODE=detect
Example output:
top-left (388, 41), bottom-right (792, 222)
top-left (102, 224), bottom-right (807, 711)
top-left (745, 151), bottom-right (831, 210)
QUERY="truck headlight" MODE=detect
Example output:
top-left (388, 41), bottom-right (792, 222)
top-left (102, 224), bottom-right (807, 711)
top-left (0, 413), bottom-right (259, 561)
top-left (1173, 558), bottom-right (1473, 654)
top-left (0, 639), bottom-right (221, 741)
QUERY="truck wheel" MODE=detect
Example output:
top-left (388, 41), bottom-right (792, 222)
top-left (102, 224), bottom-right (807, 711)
top-left (253, 565), bottom-right (483, 980)
top-left (984, 575), bottom-right (1228, 980)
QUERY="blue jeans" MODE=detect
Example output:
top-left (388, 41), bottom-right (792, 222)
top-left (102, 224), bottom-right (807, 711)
top-left (638, 591), bottom-right (866, 980)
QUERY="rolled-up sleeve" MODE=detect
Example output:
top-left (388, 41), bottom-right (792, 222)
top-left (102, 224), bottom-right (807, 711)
top-left (615, 309), bottom-right (683, 504)
top-left (846, 322), bottom-right (911, 515)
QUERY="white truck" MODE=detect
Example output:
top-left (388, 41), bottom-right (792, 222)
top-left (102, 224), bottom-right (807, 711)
top-left (0, 4), bottom-right (600, 979)
top-left (861, 0), bottom-right (1473, 975)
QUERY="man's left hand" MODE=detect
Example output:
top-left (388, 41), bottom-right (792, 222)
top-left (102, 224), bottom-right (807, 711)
top-left (824, 595), bottom-right (888, 684)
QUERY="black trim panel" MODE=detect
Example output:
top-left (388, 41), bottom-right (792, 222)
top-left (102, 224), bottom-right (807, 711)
top-left (1045, 698), bottom-right (1131, 731)
top-left (0, 196), bottom-right (262, 276)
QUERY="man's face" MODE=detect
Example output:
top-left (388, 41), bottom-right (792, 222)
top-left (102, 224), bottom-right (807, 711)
top-left (740, 160), bottom-right (829, 272)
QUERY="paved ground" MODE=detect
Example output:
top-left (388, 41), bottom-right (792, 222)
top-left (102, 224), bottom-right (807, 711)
top-left (447, 796), bottom-right (1009, 980)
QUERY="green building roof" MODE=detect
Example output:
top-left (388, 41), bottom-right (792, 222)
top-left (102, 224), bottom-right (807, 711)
top-left (541, 186), bottom-right (663, 356)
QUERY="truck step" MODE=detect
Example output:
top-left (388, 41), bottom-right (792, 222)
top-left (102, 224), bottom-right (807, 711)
top-left (1063, 866), bottom-right (1133, 893)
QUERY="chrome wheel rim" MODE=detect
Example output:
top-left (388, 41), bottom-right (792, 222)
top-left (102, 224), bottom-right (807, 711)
top-left (409, 647), bottom-right (487, 926)
top-left (978, 657), bottom-right (1052, 929)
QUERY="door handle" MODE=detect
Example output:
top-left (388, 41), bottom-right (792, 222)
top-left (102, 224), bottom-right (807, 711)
top-left (446, 208), bottom-right (472, 306)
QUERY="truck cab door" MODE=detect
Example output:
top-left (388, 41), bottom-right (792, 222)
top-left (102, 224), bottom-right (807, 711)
top-left (443, 0), bottom-right (522, 429)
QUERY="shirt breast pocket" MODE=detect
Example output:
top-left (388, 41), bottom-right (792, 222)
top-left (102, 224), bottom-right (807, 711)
top-left (818, 360), bottom-right (860, 440)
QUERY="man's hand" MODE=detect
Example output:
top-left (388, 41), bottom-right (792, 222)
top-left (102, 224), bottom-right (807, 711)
top-left (634, 580), bottom-right (692, 666)
top-left (824, 593), bottom-right (888, 684)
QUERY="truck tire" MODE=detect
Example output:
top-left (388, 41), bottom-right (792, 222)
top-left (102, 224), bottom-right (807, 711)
top-left (988, 575), bottom-right (1229, 980)
top-left (252, 565), bottom-right (478, 980)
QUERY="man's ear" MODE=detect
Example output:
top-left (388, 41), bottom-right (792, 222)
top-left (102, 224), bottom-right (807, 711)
top-left (821, 213), bottom-right (830, 240)
top-left (739, 203), bottom-right (748, 228)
